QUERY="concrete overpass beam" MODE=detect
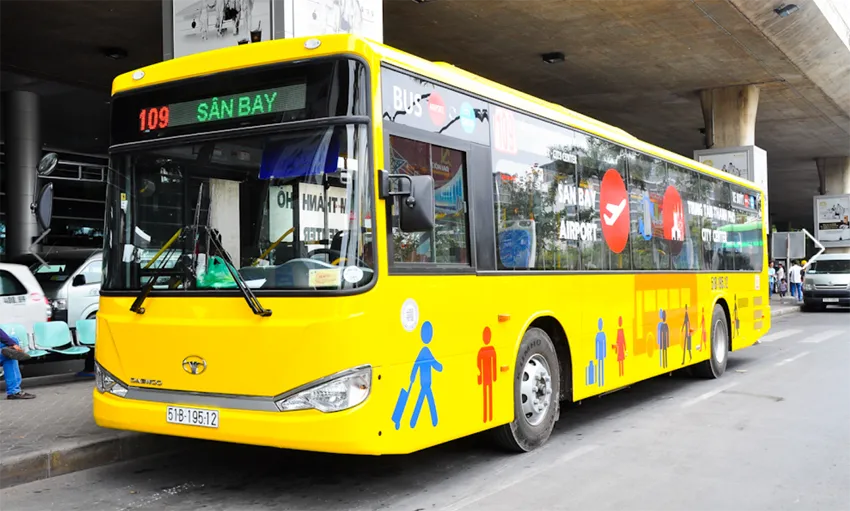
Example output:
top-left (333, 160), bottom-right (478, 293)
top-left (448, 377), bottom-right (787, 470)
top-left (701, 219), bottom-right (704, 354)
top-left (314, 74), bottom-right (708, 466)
top-left (2, 90), bottom-right (41, 258)
top-left (699, 84), bottom-right (760, 148)
top-left (816, 157), bottom-right (850, 196)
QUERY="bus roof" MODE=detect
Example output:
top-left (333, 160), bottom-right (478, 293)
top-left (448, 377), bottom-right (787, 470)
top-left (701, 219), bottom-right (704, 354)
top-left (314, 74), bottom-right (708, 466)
top-left (113, 34), bottom-right (763, 194)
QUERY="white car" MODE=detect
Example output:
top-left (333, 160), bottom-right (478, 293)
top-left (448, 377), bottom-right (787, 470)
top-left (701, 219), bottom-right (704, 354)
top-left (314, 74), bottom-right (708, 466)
top-left (0, 262), bottom-right (51, 337)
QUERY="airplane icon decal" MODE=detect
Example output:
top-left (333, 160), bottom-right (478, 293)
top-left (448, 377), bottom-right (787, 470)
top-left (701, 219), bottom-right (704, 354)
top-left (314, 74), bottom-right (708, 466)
top-left (603, 199), bottom-right (627, 226)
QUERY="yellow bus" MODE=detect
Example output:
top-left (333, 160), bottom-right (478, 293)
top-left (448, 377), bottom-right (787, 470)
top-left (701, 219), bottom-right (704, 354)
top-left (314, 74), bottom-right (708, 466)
top-left (93, 34), bottom-right (769, 454)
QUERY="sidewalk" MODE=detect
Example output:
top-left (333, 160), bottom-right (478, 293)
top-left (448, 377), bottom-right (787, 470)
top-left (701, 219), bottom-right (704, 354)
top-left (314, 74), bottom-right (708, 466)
top-left (769, 295), bottom-right (802, 317)
top-left (0, 302), bottom-right (799, 489)
top-left (0, 381), bottom-right (182, 489)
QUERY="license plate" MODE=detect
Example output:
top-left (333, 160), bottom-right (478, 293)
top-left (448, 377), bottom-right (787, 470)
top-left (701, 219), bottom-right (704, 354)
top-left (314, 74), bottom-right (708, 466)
top-left (823, 298), bottom-right (840, 303)
top-left (166, 406), bottom-right (219, 428)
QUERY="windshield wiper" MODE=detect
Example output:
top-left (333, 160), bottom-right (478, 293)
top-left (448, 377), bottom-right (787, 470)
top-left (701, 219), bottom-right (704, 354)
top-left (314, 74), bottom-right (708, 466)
top-left (130, 226), bottom-right (271, 317)
top-left (130, 231), bottom-right (186, 315)
top-left (203, 225), bottom-right (272, 317)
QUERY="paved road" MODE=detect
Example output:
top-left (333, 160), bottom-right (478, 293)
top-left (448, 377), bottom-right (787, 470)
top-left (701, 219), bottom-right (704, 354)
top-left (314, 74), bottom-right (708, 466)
top-left (3, 310), bottom-right (848, 511)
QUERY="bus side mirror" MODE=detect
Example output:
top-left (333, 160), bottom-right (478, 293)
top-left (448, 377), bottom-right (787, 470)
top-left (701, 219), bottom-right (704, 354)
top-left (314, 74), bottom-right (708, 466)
top-left (379, 171), bottom-right (435, 232)
top-left (33, 182), bottom-right (54, 231)
top-left (72, 274), bottom-right (87, 287)
top-left (31, 153), bottom-right (58, 231)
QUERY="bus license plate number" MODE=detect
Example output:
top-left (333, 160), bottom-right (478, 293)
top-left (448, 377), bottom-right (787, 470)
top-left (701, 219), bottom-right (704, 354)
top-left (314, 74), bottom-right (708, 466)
top-left (166, 406), bottom-right (219, 428)
top-left (822, 298), bottom-right (839, 303)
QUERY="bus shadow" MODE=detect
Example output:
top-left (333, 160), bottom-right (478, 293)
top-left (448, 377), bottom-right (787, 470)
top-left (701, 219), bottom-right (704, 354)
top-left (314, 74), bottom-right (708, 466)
top-left (116, 355), bottom-right (757, 508)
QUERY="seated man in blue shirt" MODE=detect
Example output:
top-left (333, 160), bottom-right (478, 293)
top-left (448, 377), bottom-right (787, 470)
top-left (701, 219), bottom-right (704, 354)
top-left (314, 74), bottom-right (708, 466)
top-left (0, 327), bottom-right (36, 400)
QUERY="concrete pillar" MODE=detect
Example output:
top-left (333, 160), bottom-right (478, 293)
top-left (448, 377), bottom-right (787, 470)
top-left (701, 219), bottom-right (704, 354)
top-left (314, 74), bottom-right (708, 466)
top-left (699, 85), bottom-right (760, 148)
top-left (2, 91), bottom-right (41, 258)
top-left (816, 156), bottom-right (850, 254)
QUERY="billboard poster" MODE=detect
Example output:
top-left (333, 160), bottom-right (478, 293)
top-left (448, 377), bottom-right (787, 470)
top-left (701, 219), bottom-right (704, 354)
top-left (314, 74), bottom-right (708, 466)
top-left (290, 0), bottom-right (382, 42)
top-left (172, 0), bottom-right (272, 58)
top-left (814, 194), bottom-right (850, 247)
top-left (696, 150), bottom-right (749, 181)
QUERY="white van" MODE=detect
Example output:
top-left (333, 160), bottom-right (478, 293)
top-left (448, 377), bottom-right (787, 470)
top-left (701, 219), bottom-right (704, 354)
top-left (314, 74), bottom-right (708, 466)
top-left (0, 262), bottom-right (51, 333)
top-left (12, 249), bottom-right (102, 324)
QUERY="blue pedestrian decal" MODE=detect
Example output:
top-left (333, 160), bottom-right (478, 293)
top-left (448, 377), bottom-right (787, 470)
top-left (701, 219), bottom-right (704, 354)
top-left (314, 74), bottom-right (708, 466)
top-left (391, 320), bottom-right (443, 430)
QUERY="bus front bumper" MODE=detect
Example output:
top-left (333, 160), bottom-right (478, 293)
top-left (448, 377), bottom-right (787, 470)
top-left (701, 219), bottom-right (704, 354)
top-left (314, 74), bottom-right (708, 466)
top-left (93, 388), bottom-right (387, 455)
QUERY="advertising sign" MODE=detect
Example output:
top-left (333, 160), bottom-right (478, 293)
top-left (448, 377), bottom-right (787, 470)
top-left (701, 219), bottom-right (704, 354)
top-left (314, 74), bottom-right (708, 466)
top-left (288, 0), bottom-right (382, 42)
top-left (694, 145), bottom-right (768, 222)
top-left (813, 194), bottom-right (850, 247)
top-left (169, 0), bottom-right (273, 59)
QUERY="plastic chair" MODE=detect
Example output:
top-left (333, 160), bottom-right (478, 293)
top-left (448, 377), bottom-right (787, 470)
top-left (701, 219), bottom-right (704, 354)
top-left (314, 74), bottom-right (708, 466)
top-left (32, 321), bottom-right (90, 355)
top-left (75, 319), bottom-right (97, 346)
top-left (0, 323), bottom-right (48, 358)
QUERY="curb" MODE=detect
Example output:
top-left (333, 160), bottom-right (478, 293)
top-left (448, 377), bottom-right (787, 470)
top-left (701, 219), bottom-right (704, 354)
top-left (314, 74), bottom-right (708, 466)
top-left (770, 306), bottom-right (801, 318)
top-left (0, 433), bottom-right (184, 489)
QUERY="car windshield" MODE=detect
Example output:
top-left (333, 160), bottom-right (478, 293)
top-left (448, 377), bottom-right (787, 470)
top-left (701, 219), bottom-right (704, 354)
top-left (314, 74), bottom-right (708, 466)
top-left (808, 260), bottom-right (850, 274)
top-left (28, 259), bottom-right (86, 282)
top-left (102, 124), bottom-right (374, 292)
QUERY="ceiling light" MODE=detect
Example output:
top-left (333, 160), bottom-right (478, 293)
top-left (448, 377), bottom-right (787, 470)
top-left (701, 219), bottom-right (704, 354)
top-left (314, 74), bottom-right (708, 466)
top-left (102, 47), bottom-right (128, 60)
top-left (541, 52), bottom-right (565, 64)
top-left (773, 4), bottom-right (799, 17)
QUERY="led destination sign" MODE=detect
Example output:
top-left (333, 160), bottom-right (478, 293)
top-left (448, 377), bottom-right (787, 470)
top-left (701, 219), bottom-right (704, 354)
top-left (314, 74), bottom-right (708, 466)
top-left (137, 83), bottom-right (307, 133)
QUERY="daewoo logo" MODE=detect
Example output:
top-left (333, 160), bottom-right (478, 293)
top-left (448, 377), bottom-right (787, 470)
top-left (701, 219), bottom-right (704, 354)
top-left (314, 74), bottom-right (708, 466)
top-left (131, 378), bottom-right (162, 386)
top-left (182, 355), bottom-right (207, 375)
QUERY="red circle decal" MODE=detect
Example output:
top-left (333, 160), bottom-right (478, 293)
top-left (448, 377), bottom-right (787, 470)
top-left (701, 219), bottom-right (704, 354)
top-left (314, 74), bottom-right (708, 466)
top-left (662, 185), bottom-right (685, 255)
top-left (599, 169), bottom-right (630, 254)
top-left (428, 92), bottom-right (446, 126)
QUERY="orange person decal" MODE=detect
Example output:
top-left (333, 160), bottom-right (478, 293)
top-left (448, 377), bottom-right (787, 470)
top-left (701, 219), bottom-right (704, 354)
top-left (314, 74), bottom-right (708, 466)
top-left (477, 327), bottom-right (498, 423)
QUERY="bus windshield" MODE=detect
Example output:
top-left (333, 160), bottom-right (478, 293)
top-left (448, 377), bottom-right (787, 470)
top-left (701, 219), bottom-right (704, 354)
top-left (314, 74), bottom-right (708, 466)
top-left (103, 124), bottom-right (374, 292)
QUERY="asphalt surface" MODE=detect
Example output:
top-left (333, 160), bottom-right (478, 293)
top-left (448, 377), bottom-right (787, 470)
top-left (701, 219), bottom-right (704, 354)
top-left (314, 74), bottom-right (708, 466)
top-left (2, 309), bottom-right (848, 511)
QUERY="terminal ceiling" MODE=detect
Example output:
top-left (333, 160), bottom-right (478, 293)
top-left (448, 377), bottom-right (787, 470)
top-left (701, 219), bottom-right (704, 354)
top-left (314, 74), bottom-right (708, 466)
top-left (2, 0), bottom-right (848, 228)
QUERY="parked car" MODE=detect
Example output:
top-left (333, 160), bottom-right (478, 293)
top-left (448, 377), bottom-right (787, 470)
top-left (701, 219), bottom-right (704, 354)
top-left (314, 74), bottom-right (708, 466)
top-left (802, 253), bottom-right (850, 311)
top-left (0, 262), bottom-right (51, 334)
top-left (11, 249), bottom-right (102, 324)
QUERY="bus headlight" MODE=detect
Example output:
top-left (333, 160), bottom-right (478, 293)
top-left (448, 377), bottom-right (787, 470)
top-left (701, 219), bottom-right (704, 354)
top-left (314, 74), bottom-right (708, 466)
top-left (95, 363), bottom-right (128, 398)
top-left (275, 366), bottom-right (371, 413)
top-left (804, 282), bottom-right (813, 291)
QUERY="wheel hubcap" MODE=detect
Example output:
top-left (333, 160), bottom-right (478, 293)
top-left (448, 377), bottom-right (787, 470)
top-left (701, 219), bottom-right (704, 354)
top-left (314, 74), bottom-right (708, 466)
top-left (520, 354), bottom-right (552, 426)
top-left (713, 319), bottom-right (727, 364)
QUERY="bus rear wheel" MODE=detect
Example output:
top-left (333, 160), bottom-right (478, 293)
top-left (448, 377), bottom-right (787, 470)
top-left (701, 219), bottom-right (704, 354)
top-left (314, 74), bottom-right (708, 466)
top-left (492, 327), bottom-right (560, 452)
top-left (693, 304), bottom-right (728, 379)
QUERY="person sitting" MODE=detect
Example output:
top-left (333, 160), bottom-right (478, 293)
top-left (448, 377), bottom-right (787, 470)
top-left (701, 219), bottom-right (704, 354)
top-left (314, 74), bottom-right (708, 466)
top-left (0, 327), bottom-right (36, 400)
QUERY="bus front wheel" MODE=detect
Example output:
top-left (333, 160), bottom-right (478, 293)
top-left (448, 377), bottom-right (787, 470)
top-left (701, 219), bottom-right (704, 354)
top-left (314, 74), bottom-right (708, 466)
top-left (492, 327), bottom-right (560, 452)
top-left (693, 304), bottom-right (728, 379)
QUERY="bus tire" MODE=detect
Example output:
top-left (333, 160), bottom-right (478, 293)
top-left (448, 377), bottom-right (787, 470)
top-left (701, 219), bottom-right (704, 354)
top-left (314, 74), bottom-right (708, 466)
top-left (492, 327), bottom-right (560, 452)
top-left (693, 304), bottom-right (728, 379)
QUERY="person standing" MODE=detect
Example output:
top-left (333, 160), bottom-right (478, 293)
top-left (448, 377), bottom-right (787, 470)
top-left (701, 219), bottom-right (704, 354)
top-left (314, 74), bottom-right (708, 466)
top-left (768, 261), bottom-right (776, 296)
top-left (789, 260), bottom-right (803, 301)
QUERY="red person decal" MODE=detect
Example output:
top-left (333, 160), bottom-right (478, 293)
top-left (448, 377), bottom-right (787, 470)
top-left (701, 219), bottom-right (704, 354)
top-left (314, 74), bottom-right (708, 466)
top-left (478, 327), bottom-right (497, 423)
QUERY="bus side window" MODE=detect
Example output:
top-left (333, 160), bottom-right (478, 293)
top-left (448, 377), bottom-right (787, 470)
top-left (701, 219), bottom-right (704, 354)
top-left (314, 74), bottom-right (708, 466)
top-left (388, 135), bottom-right (470, 266)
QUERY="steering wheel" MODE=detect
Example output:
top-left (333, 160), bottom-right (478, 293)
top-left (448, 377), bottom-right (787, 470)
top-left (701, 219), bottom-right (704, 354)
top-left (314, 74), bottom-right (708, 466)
top-left (307, 248), bottom-right (341, 264)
